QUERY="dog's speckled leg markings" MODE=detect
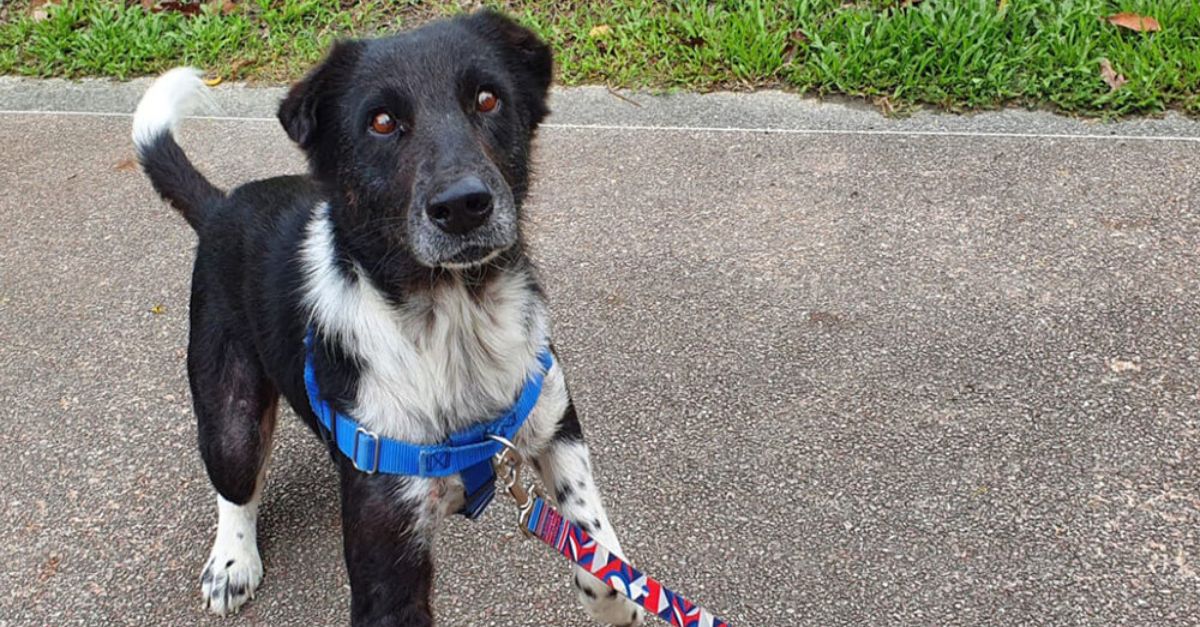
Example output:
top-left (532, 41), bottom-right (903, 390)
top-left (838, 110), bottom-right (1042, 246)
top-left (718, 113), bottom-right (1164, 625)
top-left (201, 494), bottom-right (264, 615)
top-left (537, 405), bottom-right (645, 627)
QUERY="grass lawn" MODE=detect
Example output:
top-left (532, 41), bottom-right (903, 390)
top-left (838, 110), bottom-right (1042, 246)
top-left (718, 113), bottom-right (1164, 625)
top-left (1, 0), bottom-right (1197, 116)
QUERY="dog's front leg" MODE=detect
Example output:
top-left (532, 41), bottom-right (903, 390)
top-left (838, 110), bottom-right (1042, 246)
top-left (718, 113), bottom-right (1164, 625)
top-left (533, 403), bottom-right (645, 627)
top-left (339, 466), bottom-right (437, 627)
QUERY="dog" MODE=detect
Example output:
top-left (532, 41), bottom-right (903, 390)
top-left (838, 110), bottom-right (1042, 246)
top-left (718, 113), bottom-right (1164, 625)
top-left (132, 11), bottom-right (643, 626)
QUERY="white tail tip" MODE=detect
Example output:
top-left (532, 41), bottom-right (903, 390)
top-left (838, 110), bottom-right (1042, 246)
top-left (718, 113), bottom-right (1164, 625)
top-left (132, 67), bottom-right (209, 151)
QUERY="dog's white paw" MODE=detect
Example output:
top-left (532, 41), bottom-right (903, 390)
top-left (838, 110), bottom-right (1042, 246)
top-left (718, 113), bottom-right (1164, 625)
top-left (574, 570), bottom-right (645, 627)
top-left (200, 538), bottom-right (262, 615)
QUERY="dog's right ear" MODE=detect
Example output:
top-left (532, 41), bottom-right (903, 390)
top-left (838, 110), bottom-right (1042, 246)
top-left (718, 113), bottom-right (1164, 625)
top-left (278, 39), bottom-right (364, 148)
top-left (464, 10), bottom-right (553, 129)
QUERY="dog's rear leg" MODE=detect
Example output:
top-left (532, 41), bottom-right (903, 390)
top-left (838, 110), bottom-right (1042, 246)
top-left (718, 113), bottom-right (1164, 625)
top-left (190, 328), bottom-right (278, 616)
top-left (534, 403), bottom-right (645, 627)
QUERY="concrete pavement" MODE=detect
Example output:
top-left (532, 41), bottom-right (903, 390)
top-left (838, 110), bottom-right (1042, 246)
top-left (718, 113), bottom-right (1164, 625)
top-left (1, 79), bottom-right (1198, 626)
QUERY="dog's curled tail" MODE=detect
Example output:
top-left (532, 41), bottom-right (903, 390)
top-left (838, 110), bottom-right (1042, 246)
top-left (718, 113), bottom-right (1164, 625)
top-left (132, 67), bottom-right (224, 231)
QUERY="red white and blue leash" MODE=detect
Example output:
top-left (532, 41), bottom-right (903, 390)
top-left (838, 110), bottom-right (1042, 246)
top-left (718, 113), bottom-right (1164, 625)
top-left (492, 442), bottom-right (732, 627)
top-left (308, 329), bottom-right (731, 624)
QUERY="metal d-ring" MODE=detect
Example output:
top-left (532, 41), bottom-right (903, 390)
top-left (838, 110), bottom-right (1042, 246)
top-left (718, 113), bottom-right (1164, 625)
top-left (486, 434), bottom-right (520, 457)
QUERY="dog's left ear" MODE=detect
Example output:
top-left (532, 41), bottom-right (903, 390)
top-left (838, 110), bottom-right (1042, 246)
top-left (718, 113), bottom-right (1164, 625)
top-left (464, 10), bottom-right (553, 128)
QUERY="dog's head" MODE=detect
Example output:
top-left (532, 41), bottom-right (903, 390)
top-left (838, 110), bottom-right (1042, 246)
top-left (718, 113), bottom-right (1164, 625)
top-left (278, 11), bottom-right (552, 271)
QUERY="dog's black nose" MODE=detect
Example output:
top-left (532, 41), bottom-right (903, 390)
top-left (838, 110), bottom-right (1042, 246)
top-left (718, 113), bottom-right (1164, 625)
top-left (426, 176), bottom-right (493, 235)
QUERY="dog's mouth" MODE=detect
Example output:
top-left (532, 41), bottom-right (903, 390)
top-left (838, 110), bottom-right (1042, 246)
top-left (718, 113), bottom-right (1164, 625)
top-left (438, 244), bottom-right (509, 269)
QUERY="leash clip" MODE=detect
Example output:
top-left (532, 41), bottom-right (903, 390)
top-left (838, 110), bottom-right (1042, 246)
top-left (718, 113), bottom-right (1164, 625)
top-left (487, 435), bottom-right (541, 536)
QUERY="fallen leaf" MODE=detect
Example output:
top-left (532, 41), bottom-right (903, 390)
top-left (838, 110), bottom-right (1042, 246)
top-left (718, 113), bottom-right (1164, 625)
top-left (588, 24), bottom-right (611, 38)
top-left (153, 1), bottom-right (201, 16)
top-left (115, 157), bottom-right (138, 172)
top-left (227, 58), bottom-right (252, 77)
top-left (31, 8), bottom-right (49, 21)
top-left (203, 76), bottom-right (223, 87)
top-left (782, 29), bottom-right (806, 65)
top-left (874, 95), bottom-right (896, 116)
top-left (1107, 357), bottom-right (1141, 373)
top-left (150, 304), bottom-right (167, 315)
top-left (37, 554), bottom-right (60, 583)
top-left (606, 87), bottom-right (642, 107)
top-left (808, 311), bottom-right (843, 325)
top-left (1099, 58), bottom-right (1127, 92)
top-left (1106, 13), bottom-right (1161, 33)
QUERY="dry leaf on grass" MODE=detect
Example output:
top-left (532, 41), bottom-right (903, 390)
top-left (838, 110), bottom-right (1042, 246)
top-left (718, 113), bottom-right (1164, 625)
top-left (587, 24), bottom-right (612, 53)
top-left (152, 1), bottom-right (202, 17)
top-left (30, 0), bottom-right (53, 22)
top-left (227, 58), bottom-right (253, 78)
top-left (29, 0), bottom-right (52, 18)
top-left (781, 29), bottom-right (807, 65)
top-left (874, 95), bottom-right (896, 116)
top-left (1099, 58), bottom-right (1127, 92)
top-left (1106, 13), bottom-right (1161, 33)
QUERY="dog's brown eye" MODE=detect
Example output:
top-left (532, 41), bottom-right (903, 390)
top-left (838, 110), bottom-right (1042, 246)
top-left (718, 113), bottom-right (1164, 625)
top-left (476, 90), bottom-right (499, 113)
top-left (369, 111), bottom-right (398, 135)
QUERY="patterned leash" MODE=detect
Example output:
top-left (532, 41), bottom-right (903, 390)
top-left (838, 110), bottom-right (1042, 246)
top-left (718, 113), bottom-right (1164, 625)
top-left (490, 439), bottom-right (731, 627)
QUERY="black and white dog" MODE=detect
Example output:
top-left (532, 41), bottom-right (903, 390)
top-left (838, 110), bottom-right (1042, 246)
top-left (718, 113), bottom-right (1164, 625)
top-left (133, 11), bottom-right (642, 626)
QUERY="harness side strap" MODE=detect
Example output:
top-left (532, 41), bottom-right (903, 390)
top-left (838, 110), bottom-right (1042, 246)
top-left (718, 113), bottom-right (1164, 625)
top-left (525, 498), bottom-right (732, 627)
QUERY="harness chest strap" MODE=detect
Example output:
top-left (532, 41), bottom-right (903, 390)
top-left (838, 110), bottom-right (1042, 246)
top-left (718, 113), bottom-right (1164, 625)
top-left (302, 326), bottom-right (554, 519)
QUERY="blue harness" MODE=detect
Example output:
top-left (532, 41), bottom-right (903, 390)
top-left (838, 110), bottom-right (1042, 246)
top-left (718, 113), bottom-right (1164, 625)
top-left (302, 327), bottom-right (553, 519)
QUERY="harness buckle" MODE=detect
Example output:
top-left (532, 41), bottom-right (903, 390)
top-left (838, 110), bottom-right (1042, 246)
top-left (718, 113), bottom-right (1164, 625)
top-left (352, 427), bottom-right (381, 474)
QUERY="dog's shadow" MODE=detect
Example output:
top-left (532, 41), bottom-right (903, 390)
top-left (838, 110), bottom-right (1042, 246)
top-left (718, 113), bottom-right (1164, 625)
top-left (257, 409), bottom-right (344, 573)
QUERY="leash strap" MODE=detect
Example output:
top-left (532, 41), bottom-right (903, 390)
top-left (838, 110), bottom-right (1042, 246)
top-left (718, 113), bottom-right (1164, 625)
top-left (525, 498), bottom-right (731, 627)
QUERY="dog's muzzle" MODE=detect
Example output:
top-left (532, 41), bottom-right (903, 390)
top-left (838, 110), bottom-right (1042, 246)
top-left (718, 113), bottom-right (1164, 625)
top-left (410, 175), bottom-right (517, 268)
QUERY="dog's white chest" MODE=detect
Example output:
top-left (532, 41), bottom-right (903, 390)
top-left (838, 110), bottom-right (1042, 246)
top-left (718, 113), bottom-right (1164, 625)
top-left (300, 205), bottom-right (547, 443)
top-left (352, 272), bottom-right (544, 440)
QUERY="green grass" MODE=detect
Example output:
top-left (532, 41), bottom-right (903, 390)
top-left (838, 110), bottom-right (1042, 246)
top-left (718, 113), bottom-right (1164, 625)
top-left (2, 0), bottom-right (1198, 116)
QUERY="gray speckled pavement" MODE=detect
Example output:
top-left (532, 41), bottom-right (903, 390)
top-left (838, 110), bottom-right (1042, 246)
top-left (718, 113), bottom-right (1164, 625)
top-left (1, 78), bottom-right (1198, 627)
